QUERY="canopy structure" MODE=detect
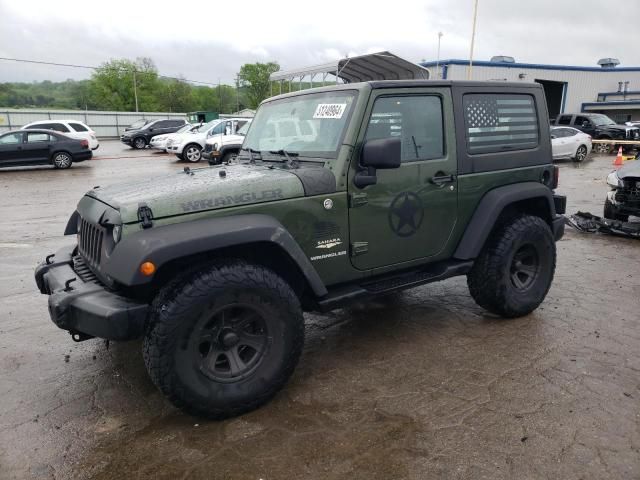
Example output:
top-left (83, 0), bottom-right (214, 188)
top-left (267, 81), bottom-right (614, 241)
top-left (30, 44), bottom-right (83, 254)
top-left (269, 51), bottom-right (429, 94)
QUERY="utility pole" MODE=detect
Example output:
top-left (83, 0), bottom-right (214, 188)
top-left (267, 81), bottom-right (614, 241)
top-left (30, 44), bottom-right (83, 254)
top-left (133, 69), bottom-right (139, 112)
top-left (468, 0), bottom-right (479, 80)
top-left (235, 74), bottom-right (240, 113)
top-left (218, 78), bottom-right (222, 114)
top-left (436, 32), bottom-right (443, 79)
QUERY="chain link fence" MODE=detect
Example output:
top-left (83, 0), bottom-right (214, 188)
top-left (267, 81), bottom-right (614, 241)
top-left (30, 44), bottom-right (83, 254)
top-left (0, 109), bottom-right (187, 138)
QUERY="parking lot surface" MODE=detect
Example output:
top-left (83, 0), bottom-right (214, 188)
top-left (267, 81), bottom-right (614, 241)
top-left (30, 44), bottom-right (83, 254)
top-left (1, 141), bottom-right (639, 479)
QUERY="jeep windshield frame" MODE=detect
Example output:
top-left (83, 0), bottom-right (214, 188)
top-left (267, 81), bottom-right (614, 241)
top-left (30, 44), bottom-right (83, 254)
top-left (242, 90), bottom-right (358, 159)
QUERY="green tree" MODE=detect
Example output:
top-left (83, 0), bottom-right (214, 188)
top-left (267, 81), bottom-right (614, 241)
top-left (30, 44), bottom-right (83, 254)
top-left (159, 79), bottom-right (194, 112)
top-left (88, 57), bottom-right (160, 111)
top-left (237, 62), bottom-right (280, 109)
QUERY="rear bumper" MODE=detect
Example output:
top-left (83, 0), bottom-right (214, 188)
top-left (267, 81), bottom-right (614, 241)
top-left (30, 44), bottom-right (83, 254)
top-left (552, 194), bottom-right (566, 241)
top-left (73, 150), bottom-right (93, 162)
top-left (35, 246), bottom-right (148, 341)
top-left (552, 214), bottom-right (565, 241)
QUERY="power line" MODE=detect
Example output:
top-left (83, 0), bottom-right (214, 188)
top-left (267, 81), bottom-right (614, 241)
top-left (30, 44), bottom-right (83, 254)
top-left (0, 56), bottom-right (228, 87)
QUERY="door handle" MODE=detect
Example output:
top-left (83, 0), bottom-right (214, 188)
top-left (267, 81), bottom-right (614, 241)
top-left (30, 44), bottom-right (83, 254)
top-left (430, 173), bottom-right (455, 185)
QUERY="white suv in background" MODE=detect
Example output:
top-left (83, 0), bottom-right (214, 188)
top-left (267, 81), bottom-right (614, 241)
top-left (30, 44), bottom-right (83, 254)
top-left (149, 123), bottom-right (198, 152)
top-left (22, 119), bottom-right (99, 150)
top-left (166, 118), bottom-right (250, 162)
top-left (202, 120), bottom-right (252, 164)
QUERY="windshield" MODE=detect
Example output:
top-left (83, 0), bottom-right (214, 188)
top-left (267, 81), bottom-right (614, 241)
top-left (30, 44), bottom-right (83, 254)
top-left (591, 114), bottom-right (616, 126)
top-left (237, 122), bottom-right (250, 135)
top-left (243, 90), bottom-right (357, 157)
top-left (130, 119), bottom-right (148, 129)
top-left (175, 124), bottom-right (193, 134)
top-left (197, 119), bottom-right (222, 133)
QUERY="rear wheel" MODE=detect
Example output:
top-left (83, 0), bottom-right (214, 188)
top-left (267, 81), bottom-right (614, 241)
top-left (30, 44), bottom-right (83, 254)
top-left (221, 151), bottom-right (236, 164)
top-left (182, 144), bottom-right (202, 162)
top-left (574, 144), bottom-right (588, 162)
top-left (604, 198), bottom-right (629, 222)
top-left (133, 137), bottom-right (147, 149)
top-left (52, 152), bottom-right (72, 169)
top-left (467, 215), bottom-right (556, 318)
top-left (594, 140), bottom-right (611, 154)
top-left (143, 261), bottom-right (304, 419)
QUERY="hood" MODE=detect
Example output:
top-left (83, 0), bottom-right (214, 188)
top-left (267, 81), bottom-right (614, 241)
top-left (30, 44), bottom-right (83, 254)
top-left (600, 124), bottom-right (637, 132)
top-left (122, 127), bottom-right (148, 136)
top-left (85, 163), bottom-right (306, 224)
top-left (617, 160), bottom-right (640, 180)
top-left (206, 133), bottom-right (245, 146)
top-left (170, 131), bottom-right (206, 144)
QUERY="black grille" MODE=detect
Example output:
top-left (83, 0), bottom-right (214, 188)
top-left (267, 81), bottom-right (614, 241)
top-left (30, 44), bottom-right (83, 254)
top-left (204, 144), bottom-right (213, 153)
top-left (77, 217), bottom-right (104, 268)
top-left (72, 255), bottom-right (100, 284)
top-left (615, 180), bottom-right (640, 208)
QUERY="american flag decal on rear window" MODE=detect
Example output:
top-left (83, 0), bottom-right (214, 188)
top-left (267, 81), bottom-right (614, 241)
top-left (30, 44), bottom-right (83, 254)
top-left (463, 94), bottom-right (539, 154)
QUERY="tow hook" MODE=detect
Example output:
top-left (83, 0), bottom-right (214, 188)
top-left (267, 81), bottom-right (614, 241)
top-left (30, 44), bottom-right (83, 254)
top-left (70, 331), bottom-right (94, 342)
top-left (64, 278), bottom-right (77, 292)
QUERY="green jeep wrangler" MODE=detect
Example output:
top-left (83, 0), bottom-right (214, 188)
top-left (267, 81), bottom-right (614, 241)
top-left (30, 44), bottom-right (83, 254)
top-left (36, 81), bottom-right (566, 418)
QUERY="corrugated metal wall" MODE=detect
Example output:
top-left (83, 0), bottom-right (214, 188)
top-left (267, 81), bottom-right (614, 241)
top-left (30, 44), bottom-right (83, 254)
top-left (441, 64), bottom-right (640, 114)
top-left (0, 109), bottom-right (187, 137)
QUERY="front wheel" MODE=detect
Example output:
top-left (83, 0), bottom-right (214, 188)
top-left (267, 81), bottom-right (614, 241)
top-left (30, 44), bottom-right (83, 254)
top-left (52, 152), bottom-right (72, 169)
top-left (574, 144), bottom-right (588, 162)
top-left (593, 141), bottom-right (611, 154)
top-left (133, 137), bottom-right (147, 149)
top-left (182, 144), bottom-right (202, 162)
top-left (143, 261), bottom-right (305, 419)
top-left (467, 215), bottom-right (556, 318)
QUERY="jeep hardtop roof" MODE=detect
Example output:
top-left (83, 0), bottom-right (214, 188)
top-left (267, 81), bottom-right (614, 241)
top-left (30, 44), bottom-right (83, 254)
top-left (262, 80), bottom-right (544, 104)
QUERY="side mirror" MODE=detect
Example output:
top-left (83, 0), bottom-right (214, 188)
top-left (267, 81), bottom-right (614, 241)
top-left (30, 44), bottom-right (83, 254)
top-left (582, 121), bottom-right (589, 128)
top-left (551, 135), bottom-right (556, 139)
top-left (354, 137), bottom-right (401, 188)
top-left (149, 128), bottom-right (154, 132)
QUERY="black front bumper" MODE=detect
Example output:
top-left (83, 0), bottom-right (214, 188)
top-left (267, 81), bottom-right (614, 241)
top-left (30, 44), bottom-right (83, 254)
top-left (120, 137), bottom-right (133, 146)
top-left (35, 246), bottom-right (148, 341)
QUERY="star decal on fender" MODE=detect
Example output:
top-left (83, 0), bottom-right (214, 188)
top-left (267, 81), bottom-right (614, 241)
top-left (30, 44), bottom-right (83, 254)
top-left (388, 192), bottom-right (424, 237)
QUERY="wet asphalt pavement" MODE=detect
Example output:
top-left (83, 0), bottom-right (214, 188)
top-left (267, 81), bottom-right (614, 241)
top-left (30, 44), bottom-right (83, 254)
top-left (0, 142), bottom-right (639, 479)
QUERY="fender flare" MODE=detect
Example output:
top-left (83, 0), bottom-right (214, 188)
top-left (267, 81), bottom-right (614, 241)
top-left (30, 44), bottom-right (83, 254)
top-left (453, 182), bottom-right (556, 260)
top-left (103, 214), bottom-right (328, 296)
top-left (218, 144), bottom-right (241, 157)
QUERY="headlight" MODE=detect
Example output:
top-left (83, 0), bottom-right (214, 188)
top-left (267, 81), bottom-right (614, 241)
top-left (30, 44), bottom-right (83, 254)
top-left (112, 225), bottom-right (122, 243)
top-left (606, 171), bottom-right (622, 188)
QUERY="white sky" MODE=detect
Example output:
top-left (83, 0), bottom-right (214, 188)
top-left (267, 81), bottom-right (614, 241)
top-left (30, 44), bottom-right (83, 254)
top-left (1, 0), bottom-right (639, 85)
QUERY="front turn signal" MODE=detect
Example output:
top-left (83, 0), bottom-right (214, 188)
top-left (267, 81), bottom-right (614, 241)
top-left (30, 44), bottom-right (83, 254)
top-left (140, 261), bottom-right (156, 276)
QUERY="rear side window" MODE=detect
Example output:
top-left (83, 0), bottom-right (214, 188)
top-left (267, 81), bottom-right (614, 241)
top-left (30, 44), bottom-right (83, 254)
top-left (463, 94), bottom-right (538, 154)
top-left (29, 122), bottom-right (70, 132)
top-left (557, 115), bottom-right (572, 125)
top-left (68, 122), bottom-right (88, 132)
top-left (26, 132), bottom-right (52, 142)
top-left (0, 133), bottom-right (22, 144)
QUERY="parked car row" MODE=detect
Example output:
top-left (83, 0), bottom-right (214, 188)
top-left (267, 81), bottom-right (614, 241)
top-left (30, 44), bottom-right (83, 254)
top-left (120, 119), bottom-right (188, 149)
top-left (552, 113), bottom-right (640, 153)
top-left (166, 118), bottom-right (250, 162)
top-left (0, 129), bottom-right (92, 169)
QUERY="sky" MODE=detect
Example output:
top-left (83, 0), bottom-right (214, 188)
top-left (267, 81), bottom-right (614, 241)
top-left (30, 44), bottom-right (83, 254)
top-left (1, 0), bottom-right (639, 85)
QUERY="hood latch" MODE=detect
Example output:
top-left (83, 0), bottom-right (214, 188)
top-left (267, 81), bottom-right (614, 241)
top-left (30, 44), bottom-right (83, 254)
top-left (137, 203), bottom-right (154, 229)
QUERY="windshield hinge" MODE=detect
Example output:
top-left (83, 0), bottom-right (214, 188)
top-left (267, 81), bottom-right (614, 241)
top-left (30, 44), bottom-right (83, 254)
top-left (137, 203), bottom-right (154, 229)
top-left (351, 242), bottom-right (369, 256)
top-left (349, 192), bottom-right (368, 208)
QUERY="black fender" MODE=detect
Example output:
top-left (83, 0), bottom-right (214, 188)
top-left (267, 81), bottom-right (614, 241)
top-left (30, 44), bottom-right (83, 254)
top-left (64, 210), bottom-right (80, 235)
top-left (453, 182), bottom-right (556, 260)
top-left (103, 214), bottom-right (328, 297)
top-left (218, 144), bottom-right (241, 157)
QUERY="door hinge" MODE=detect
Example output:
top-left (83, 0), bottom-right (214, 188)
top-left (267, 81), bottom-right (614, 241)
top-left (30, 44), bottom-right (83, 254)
top-left (351, 242), bottom-right (369, 256)
top-left (137, 202), bottom-right (154, 229)
top-left (349, 192), bottom-right (368, 208)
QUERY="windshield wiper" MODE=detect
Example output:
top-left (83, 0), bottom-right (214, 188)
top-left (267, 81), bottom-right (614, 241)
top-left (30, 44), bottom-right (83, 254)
top-left (240, 147), bottom-right (262, 164)
top-left (268, 149), bottom-right (299, 168)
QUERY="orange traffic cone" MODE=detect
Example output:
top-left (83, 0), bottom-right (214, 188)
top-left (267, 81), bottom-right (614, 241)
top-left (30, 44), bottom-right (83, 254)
top-left (613, 146), bottom-right (624, 167)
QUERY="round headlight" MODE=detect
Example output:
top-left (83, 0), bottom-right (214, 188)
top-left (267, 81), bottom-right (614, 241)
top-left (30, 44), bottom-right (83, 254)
top-left (112, 225), bottom-right (122, 243)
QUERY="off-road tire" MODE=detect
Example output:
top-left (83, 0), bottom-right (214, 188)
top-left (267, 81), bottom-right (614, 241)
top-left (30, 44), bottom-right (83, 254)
top-left (221, 151), bottom-right (235, 164)
top-left (467, 214), bottom-right (556, 318)
top-left (182, 144), bottom-right (202, 162)
top-left (51, 151), bottom-right (72, 169)
top-left (143, 261), bottom-right (304, 419)
top-left (133, 137), bottom-right (147, 149)
top-left (604, 198), bottom-right (629, 222)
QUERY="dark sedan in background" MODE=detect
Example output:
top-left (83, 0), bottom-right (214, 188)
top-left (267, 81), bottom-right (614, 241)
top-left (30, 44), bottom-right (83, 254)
top-left (0, 129), bottom-right (92, 169)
